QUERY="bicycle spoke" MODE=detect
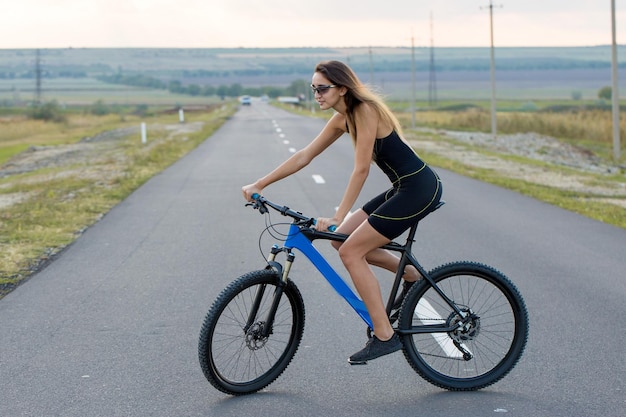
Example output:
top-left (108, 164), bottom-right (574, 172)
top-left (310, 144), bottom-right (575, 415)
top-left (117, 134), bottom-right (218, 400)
top-left (400, 262), bottom-right (528, 391)
top-left (198, 270), bottom-right (305, 394)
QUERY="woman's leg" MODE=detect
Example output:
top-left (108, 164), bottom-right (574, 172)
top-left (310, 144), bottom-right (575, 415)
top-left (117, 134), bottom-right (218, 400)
top-left (337, 219), bottom-right (396, 341)
top-left (333, 210), bottom-right (420, 282)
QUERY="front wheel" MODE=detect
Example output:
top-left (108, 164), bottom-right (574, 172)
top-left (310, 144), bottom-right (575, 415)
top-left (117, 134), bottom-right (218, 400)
top-left (198, 269), bottom-right (305, 395)
top-left (398, 262), bottom-right (528, 391)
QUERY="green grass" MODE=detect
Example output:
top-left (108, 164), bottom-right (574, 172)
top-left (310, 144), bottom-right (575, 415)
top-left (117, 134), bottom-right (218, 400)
top-left (0, 78), bottom-right (225, 106)
top-left (0, 103), bottom-right (237, 296)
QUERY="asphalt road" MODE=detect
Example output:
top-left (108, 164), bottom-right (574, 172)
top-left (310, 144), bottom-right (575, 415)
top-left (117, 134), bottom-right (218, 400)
top-left (1, 102), bottom-right (625, 417)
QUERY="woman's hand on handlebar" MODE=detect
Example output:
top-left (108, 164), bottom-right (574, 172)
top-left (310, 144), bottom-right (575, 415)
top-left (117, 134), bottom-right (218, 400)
top-left (242, 183), bottom-right (262, 202)
top-left (314, 217), bottom-right (339, 233)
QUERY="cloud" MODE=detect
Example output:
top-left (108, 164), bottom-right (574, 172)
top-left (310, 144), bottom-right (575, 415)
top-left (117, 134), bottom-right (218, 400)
top-left (0, 0), bottom-right (623, 48)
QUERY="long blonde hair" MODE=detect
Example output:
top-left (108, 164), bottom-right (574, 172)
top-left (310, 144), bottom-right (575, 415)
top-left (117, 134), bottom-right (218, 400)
top-left (314, 60), bottom-right (403, 146)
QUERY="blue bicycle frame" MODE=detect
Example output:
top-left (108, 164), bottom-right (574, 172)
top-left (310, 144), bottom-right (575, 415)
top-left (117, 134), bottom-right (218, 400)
top-left (253, 194), bottom-right (450, 332)
top-left (254, 194), bottom-right (464, 339)
top-left (273, 224), bottom-right (373, 328)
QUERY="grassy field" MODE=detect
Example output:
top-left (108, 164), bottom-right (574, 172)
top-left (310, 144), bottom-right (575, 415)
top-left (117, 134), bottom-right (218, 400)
top-left (2, 46), bottom-right (624, 73)
top-left (0, 112), bottom-right (137, 165)
top-left (0, 103), bottom-right (237, 297)
top-left (0, 78), bottom-right (223, 106)
top-left (404, 106), bottom-right (625, 161)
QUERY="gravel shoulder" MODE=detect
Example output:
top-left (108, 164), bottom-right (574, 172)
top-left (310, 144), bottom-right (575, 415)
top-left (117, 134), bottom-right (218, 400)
top-left (0, 122), bottom-right (205, 208)
top-left (409, 128), bottom-right (626, 209)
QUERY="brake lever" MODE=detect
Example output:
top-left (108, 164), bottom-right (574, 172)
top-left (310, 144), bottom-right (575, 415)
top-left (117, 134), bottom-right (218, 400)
top-left (245, 200), bottom-right (267, 214)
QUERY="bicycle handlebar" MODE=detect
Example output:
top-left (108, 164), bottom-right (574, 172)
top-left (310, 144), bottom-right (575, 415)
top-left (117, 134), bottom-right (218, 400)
top-left (248, 194), bottom-right (336, 232)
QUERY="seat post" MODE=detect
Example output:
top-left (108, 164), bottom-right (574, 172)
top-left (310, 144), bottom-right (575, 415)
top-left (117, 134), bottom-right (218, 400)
top-left (386, 221), bottom-right (419, 315)
top-left (403, 200), bottom-right (444, 251)
top-left (403, 222), bottom-right (419, 252)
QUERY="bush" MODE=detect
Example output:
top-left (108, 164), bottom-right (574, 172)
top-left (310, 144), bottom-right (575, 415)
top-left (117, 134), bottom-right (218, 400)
top-left (133, 104), bottom-right (149, 117)
top-left (541, 104), bottom-right (580, 113)
top-left (29, 100), bottom-right (66, 122)
top-left (520, 101), bottom-right (538, 112)
top-left (90, 99), bottom-right (111, 115)
top-left (435, 103), bottom-right (480, 112)
top-left (598, 86), bottom-right (612, 100)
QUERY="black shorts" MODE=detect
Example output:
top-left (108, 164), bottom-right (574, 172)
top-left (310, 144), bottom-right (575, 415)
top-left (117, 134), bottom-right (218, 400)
top-left (363, 167), bottom-right (442, 240)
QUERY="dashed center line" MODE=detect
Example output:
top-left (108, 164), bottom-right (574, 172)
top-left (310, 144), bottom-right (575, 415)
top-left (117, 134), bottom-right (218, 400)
top-left (312, 174), bottom-right (326, 184)
top-left (272, 121), bottom-right (299, 157)
top-left (271, 121), bottom-right (335, 211)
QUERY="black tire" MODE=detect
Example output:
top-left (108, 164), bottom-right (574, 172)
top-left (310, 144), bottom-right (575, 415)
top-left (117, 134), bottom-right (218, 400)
top-left (398, 261), bottom-right (528, 391)
top-left (198, 269), bottom-right (305, 395)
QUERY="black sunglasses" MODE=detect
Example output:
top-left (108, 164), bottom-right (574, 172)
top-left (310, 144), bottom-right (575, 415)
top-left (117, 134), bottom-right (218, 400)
top-left (310, 84), bottom-right (338, 94)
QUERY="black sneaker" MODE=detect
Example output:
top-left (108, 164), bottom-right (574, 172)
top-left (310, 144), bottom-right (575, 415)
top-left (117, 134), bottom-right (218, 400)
top-left (348, 333), bottom-right (402, 365)
top-left (392, 280), bottom-right (416, 310)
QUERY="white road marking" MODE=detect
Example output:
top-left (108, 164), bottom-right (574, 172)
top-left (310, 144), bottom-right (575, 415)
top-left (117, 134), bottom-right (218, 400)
top-left (312, 174), bottom-right (326, 184)
top-left (288, 147), bottom-right (296, 153)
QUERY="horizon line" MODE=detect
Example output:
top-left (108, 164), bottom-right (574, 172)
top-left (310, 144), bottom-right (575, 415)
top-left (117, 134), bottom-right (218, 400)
top-left (1, 44), bottom-right (625, 51)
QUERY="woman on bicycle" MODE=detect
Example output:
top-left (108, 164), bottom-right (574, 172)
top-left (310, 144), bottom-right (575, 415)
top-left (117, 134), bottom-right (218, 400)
top-left (242, 60), bottom-right (442, 364)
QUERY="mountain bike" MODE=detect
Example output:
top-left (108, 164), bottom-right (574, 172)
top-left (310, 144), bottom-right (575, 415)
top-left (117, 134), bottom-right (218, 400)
top-left (198, 195), bottom-right (528, 395)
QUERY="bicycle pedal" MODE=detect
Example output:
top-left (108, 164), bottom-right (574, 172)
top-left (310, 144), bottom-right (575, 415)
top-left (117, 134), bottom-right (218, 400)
top-left (348, 359), bottom-right (368, 365)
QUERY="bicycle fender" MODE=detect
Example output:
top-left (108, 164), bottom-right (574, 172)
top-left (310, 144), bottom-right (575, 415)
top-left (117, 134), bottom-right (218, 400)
top-left (265, 261), bottom-right (283, 275)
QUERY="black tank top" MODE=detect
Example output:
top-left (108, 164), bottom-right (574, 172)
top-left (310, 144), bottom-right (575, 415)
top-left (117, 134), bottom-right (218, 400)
top-left (373, 131), bottom-right (428, 186)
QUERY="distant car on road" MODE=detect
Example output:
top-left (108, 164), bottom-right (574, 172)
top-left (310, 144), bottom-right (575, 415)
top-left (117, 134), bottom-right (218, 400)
top-left (239, 95), bottom-right (251, 105)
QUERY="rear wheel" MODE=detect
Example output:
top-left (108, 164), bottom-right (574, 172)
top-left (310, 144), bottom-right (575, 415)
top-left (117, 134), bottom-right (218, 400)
top-left (398, 262), bottom-right (528, 391)
top-left (198, 269), bottom-right (305, 395)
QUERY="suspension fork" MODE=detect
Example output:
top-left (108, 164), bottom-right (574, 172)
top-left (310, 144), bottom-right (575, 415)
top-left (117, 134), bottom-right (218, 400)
top-left (244, 245), bottom-right (295, 338)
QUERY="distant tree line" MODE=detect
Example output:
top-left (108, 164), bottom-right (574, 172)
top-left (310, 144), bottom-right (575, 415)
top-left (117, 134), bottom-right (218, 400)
top-left (0, 70), bottom-right (88, 79)
top-left (3, 55), bottom-right (623, 82)
top-left (173, 57), bottom-right (623, 77)
top-left (97, 73), bottom-right (310, 99)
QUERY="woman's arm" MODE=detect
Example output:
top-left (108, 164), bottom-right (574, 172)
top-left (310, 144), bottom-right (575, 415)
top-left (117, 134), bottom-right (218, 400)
top-left (315, 104), bottom-right (379, 231)
top-left (242, 113), bottom-right (346, 200)
top-left (336, 104), bottom-right (378, 221)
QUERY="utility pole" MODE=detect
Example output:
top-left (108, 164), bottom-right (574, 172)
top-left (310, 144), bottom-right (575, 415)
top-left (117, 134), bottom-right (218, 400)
top-left (482, 1), bottom-right (501, 139)
top-left (611, 0), bottom-right (621, 161)
top-left (428, 11), bottom-right (438, 108)
top-left (368, 46), bottom-right (374, 85)
top-left (411, 32), bottom-right (416, 128)
top-left (35, 49), bottom-right (42, 105)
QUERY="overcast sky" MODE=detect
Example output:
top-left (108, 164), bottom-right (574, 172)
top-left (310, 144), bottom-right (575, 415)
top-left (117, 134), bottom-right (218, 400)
top-left (1, 0), bottom-right (623, 49)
